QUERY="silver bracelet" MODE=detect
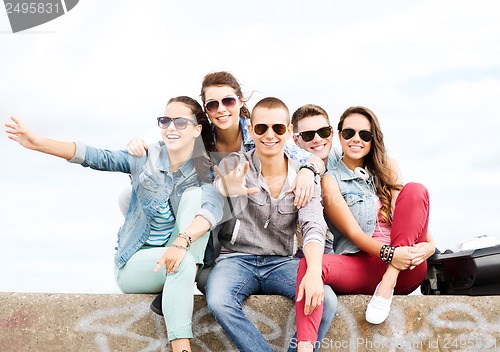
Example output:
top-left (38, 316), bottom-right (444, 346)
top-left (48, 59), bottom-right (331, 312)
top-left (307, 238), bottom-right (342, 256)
top-left (178, 232), bottom-right (192, 248)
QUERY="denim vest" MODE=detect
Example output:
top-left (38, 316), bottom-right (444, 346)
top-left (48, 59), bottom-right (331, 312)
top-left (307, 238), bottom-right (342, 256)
top-left (326, 160), bottom-right (376, 255)
top-left (69, 141), bottom-right (224, 268)
top-left (326, 147), bottom-right (342, 172)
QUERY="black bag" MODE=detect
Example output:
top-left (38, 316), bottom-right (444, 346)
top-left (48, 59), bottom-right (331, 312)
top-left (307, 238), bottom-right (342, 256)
top-left (421, 244), bottom-right (500, 295)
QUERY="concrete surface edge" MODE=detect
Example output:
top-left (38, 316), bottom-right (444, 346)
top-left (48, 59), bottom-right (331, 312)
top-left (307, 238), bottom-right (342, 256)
top-left (1, 292), bottom-right (499, 351)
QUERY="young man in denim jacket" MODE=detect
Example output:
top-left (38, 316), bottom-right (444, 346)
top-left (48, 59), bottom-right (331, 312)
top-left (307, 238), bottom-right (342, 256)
top-left (205, 97), bottom-right (337, 352)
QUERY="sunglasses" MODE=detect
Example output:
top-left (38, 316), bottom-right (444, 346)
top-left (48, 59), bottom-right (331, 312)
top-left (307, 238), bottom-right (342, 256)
top-left (157, 116), bottom-right (197, 130)
top-left (204, 96), bottom-right (238, 113)
top-left (340, 128), bottom-right (373, 142)
top-left (295, 126), bottom-right (332, 142)
top-left (253, 123), bottom-right (288, 135)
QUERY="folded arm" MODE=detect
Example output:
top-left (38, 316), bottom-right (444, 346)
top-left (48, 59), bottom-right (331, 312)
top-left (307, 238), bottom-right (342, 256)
top-left (321, 174), bottom-right (423, 269)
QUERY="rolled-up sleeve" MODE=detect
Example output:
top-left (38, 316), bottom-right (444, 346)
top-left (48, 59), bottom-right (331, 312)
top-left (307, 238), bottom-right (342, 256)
top-left (67, 142), bottom-right (133, 174)
top-left (68, 141), bottom-right (87, 164)
top-left (299, 178), bottom-right (326, 249)
top-left (198, 181), bottom-right (225, 230)
top-left (284, 140), bottom-right (314, 165)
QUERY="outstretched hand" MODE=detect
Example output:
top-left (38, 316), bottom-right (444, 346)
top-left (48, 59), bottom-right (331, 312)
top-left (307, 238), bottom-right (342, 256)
top-left (214, 158), bottom-right (259, 197)
top-left (5, 117), bottom-right (39, 150)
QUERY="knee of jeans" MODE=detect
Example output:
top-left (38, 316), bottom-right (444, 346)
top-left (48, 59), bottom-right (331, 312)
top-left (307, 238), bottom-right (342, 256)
top-left (322, 285), bottom-right (338, 317)
top-left (206, 289), bottom-right (223, 312)
top-left (402, 182), bottom-right (429, 200)
top-left (206, 286), bottom-right (234, 316)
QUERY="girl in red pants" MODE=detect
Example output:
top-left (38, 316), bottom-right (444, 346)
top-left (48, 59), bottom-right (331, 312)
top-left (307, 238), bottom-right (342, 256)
top-left (295, 106), bottom-right (436, 351)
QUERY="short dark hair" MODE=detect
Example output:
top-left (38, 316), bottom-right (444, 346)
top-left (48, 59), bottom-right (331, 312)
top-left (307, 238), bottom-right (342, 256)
top-left (251, 97), bottom-right (289, 122)
top-left (291, 104), bottom-right (329, 133)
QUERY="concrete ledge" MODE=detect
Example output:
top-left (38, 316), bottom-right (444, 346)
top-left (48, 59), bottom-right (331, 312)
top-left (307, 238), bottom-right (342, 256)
top-left (1, 292), bottom-right (499, 351)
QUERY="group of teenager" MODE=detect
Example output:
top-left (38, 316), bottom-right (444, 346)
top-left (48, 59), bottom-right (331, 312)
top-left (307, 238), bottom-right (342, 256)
top-left (5, 71), bottom-right (436, 352)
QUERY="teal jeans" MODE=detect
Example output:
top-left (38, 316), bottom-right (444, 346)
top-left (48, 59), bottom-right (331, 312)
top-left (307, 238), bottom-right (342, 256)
top-left (114, 187), bottom-right (210, 341)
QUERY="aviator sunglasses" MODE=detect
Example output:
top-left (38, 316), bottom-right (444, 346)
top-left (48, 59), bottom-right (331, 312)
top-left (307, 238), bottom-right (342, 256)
top-left (340, 128), bottom-right (373, 142)
top-left (157, 116), bottom-right (197, 130)
top-left (295, 126), bottom-right (332, 142)
top-left (253, 123), bottom-right (288, 135)
top-left (204, 96), bottom-right (238, 113)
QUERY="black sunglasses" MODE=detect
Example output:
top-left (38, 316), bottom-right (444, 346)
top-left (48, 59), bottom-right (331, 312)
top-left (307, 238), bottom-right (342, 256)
top-left (340, 128), bottom-right (373, 142)
top-left (157, 116), bottom-right (197, 130)
top-left (295, 126), bottom-right (332, 142)
top-left (204, 96), bottom-right (238, 113)
top-left (253, 123), bottom-right (288, 135)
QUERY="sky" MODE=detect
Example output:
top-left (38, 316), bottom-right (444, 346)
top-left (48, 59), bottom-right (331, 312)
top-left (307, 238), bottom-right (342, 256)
top-left (1, 0), bottom-right (500, 294)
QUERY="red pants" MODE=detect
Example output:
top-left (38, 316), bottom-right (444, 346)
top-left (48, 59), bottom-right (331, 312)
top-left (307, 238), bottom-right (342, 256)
top-left (296, 182), bottom-right (430, 342)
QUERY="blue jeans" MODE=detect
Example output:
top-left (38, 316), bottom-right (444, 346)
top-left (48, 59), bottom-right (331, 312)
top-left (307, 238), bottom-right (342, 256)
top-left (206, 255), bottom-right (336, 352)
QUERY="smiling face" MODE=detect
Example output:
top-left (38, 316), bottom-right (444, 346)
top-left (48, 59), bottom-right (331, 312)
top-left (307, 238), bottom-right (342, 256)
top-left (339, 112), bottom-right (372, 168)
top-left (160, 101), bottom-right (201, 153)
top-left (203, 85), bottom-right (243, 131)
top-left (250, 106), bottom-right (292, 159)
top-left (293, 115), bottom-right (333, 163)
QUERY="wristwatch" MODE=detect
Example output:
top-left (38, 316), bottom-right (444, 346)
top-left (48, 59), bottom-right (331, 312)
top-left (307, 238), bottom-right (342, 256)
top-left (299, 162), bottom-right (319, 177)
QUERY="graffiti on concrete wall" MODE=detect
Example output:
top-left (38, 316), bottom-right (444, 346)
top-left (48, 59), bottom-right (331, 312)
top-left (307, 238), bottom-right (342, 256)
top-left (77, 301), bottom-right (167, 352)
top-left (330, 302), bottom-right (499, 351)
top-left (75, 300), bottom-right (499, 351)
top-left (76, 301), bottom-right (296, 352)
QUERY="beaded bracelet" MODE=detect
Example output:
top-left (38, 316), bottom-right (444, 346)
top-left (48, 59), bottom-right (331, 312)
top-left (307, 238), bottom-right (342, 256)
top-left (178, 232), bottom-right (192, 248)
top-left (380, 244), bottom-right (389, 261)
top-left (171, 243), bottom-right (187, 251)
top-left (380, 244), bottom-right (395, 263)
top-left (386, 246), bottom-right (395, 263)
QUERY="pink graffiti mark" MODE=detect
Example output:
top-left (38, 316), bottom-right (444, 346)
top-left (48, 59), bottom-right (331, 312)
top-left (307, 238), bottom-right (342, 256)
top-left (0, 309), bottom-right (35, 329)
top-left (0, 310), bottom-right (36, 352)
top-left (0, 338), bottom-right (22, 352)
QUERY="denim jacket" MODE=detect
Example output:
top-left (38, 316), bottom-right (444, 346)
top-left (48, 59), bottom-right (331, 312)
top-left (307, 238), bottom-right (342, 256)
top-left (327, 147), bottom-right (342, 172)
top-left (326, 160), bottom-right (376, 255)
top-left (214, 149), bottom-right (326, 256)
top-left (69, 141), bottom-right (224, 268)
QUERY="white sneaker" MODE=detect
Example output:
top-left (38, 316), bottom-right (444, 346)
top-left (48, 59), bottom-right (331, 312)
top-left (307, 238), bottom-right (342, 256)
top-left (365, 283), bottom-right (393, 324)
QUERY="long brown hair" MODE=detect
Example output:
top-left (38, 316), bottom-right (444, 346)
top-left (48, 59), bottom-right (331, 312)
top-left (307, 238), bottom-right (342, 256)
top-left (337, 106), bottom-right (402, 223)
top-left (167, 96), bottom-right (214, 182)
top-left (200, 71), bottom-right (251, 119)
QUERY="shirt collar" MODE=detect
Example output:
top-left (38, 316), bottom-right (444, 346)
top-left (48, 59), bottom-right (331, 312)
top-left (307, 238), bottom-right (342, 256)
top-left (335, 160), bottom-right (364, 181)
top-left (157, 143), bottom-right (194, 175)
top-left (250, 149), bottom-right (295, 195)
top-left (210, 116), bottom-right (254, 153)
